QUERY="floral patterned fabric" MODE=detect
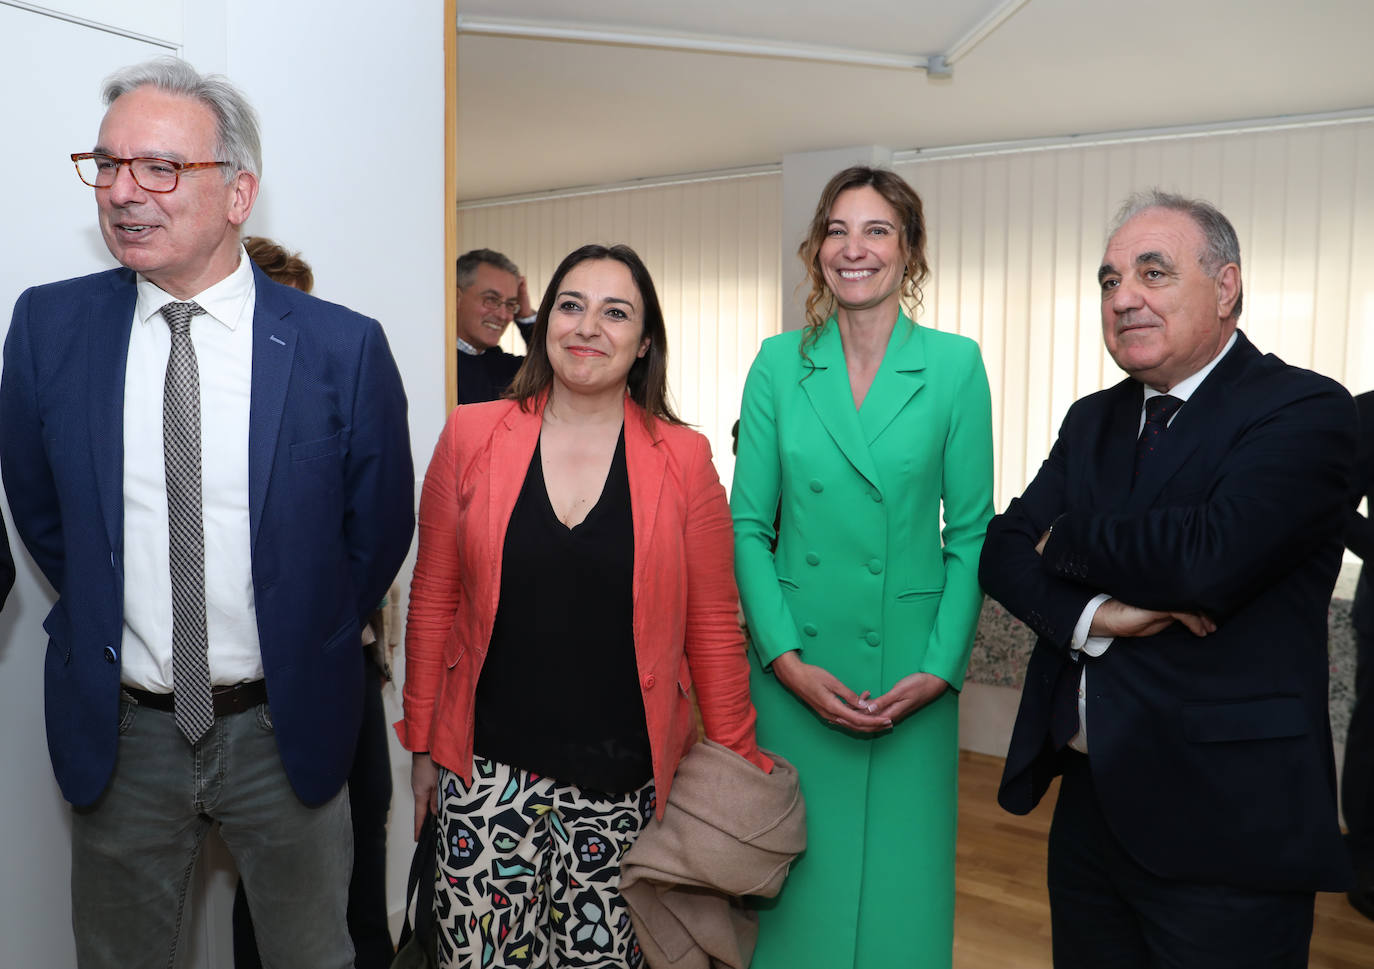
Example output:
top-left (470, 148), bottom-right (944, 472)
top-left (433, 757), bottom-right (654, 968)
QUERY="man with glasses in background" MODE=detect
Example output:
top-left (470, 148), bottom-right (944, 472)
top-left (0, 58), bottom-right (414, 968)
top-left (455, 247), bottom-right (537, 403)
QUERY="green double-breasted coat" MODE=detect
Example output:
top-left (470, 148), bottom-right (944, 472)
top-left (732, 314), bottom-right (994, 968)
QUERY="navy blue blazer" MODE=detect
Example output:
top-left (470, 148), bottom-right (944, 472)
top-left (980, 331), bottom-right (1356, 892)
top-left (0, 264), bottom-right (415, 808)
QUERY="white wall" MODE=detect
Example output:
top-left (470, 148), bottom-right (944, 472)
top-left (0, 2), bottom-right (444, 966)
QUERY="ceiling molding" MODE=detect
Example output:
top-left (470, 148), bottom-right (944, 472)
top-left (0, 0), bottom-right (178, 49)
top-left (456, 1), bottom-right (1032, 77)
top-left (458, 163), bottom-right (781, 210)
top-left (456, 15), bottom-right (929, 70)
top-left (459, 107), bottom-right (1374, 208)
top-left (895, 107), bottom-right (1374, 164)
top-left (944, 0), bottom-right (1032, 65)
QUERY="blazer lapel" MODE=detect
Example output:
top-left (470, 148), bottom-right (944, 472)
top-left (1125, 333), bottom-right (1256, 512)
top-left (89, 271), bottom-right (138, 552)
top-left (247, 271), bottom-right (297, 550)
top-left (624, 402), bottom-right (666, 615)
top-left (1091, 380), bottom-right (1144, 511)
top-left (799, 322), bottom-right (881, 490)
top-left (858, 314), bottom-right (926, 446)
top-left (488, 401), bottom-right (542, 602)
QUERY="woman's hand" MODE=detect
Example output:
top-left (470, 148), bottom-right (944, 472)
top-left (411, 752), bottom-right (439, 840)
top-left (867, 672), bottom-right (951, 725)
top-left (771, 650), bottom-right (893, 732)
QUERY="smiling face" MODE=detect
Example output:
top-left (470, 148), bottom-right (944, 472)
top-left (1098, 207), bottom-right (1240, 391)
top-left (819, 185), bottom-right (906, 320)
top-left (456, 262), bottom-right (520, 350)
top-left (94, 85), bottom-right (256, 299)
top-left (545, 259), bottom-right (650, 400)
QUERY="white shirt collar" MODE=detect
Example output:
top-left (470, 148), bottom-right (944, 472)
top-left (456, 336), bottom-right (482, 356)
top-left (135, 244), bottom-right (256, 332)
top-left (1142, 329), bottom-right (1239, 406)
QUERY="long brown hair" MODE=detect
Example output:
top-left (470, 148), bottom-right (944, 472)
top-left (506, 244), bottom-right (682, 426)
top-left (797, 166), bottom-right (930, 357)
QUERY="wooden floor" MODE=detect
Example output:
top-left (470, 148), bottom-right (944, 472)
top-left (953, 751), bottom-right (1374, 969)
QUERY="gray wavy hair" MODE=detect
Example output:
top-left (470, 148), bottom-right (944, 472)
top-left (102, 57), bottom-right (262, 183)
top-left (1110, 188), bottom-right (1243, 320)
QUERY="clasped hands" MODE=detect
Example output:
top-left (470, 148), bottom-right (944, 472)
top-left (771, 650), bottom-right (948, 733)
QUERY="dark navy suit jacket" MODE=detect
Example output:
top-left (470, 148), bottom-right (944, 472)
top-left (980, 331), bottom-right (1356, 892)
top-left (1347, 391), bottom-right (1374, 636)
top-left (0, 263), bottom-right (415, 808)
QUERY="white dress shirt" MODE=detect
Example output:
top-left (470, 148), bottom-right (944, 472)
top-left (120, 248), bottom-right (262, 690)
top-left (1068, 330), bottom-right (1238, 752)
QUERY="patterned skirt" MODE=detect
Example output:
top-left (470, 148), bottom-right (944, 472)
top-left (434, 756), bottom-right (655, 968)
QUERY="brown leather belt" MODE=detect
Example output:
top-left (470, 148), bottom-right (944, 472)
top-left (123, 680), bottom-right (268, 717)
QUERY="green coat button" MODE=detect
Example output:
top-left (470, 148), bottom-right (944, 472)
top-left (806, 552), bottom-right (820, 566)
top-left (868, 558), bottom-right (883, 574)
top-left (803, 623), bottom-right (818, 637)
top-left (865, 631), bottom-right (881, 647)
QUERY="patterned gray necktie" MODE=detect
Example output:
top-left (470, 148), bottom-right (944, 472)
top-left (160, 301), bottom-right (214, 743)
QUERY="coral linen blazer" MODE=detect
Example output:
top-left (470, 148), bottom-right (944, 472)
top-left (397, 396), bottom-right (769, 813)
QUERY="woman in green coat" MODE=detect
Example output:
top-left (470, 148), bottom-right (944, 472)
top-left (732, 166), bottom-right (994, 968)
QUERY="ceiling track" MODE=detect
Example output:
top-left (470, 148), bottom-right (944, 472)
top-left (458, 108), bottom-right (1374, 209)
top-left (456, 0), bottom-right (1031, 77)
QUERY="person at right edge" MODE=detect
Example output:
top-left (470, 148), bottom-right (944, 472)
top-left (1343, 388), bottom-right (1374, 920)
top-left (731, 166), bottom-right (994, 968)
top-left (981, 189), bottom-right (1355, 968)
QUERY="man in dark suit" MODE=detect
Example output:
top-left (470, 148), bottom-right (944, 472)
top-left (0, 59), bottom-right (414, 968)
top-left (1344, 390), bottom-right (1374, 918)
top-left (454, 247), bottom-right (536, 404)
top-left (980, 189), bottom-right (1355, 968)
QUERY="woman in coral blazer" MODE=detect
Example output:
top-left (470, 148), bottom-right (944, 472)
top-left (732, 167), bottom-right (993, 969)
top-left (398, 243), bottom-right (770, 969)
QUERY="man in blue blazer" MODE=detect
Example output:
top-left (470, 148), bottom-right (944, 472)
top-left (980, 191), bottom-right (1355, 968)
top-left (0, 59), bottom-right (414, 968)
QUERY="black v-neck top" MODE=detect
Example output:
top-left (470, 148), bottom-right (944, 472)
top-left (473, 427), bottom-right (652, 792)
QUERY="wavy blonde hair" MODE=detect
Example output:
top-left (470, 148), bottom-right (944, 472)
top-left (797, 166), bottom-right (930, 358)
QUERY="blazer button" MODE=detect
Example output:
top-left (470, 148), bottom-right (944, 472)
top-left (103, 645), bottom-right (118, 664)
top-left (643, 674), bottom-right (656, 689)
top-left (867, 558), bottom-right (883, 575)
top-left (869, 489), bottom-right (883, 503)
top-left (802, 623), bottom-right (818, 637)
top-left (806, 552), bottom-right (820, 566)
top-left (865, 631), bottom-right (881, 647)
top-left (809, 479), bottom-right (824, 493)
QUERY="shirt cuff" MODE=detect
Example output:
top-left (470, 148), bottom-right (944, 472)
top-left (516, 314), bottom-right (536, 326)
top-left (1073, 593), bottom-right (1114, 657)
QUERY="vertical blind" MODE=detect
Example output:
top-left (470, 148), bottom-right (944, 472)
top-left (901, 117), bottom-right (1374, 507)
top-left (459, 117), bottom-right (1374, 508)
top-left (458, 173), bottom-right (782, 489)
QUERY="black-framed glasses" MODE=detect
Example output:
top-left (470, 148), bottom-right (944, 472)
top-left (71, 152), bottom-right (232, 193)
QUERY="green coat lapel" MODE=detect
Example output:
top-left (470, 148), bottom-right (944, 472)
top-left (859, 313), bottom-right (926, 446)
top-left (798, 314), bottom-right (926, 491)
top-left (799, 320), bottom-right (880, 489)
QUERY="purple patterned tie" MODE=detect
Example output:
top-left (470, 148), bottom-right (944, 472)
top-left (160, 301), bottom-right (214, 743)
top-left (1134, 394), bottom-right (1183, 486)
